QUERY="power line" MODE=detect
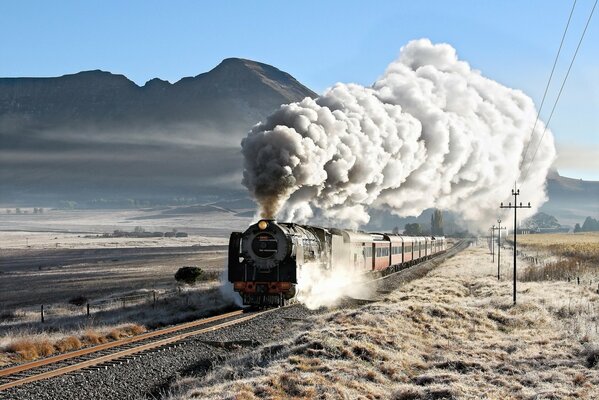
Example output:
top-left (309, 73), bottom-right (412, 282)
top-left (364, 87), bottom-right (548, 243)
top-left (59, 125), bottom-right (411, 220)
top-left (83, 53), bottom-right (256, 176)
top-left (519, 0), bottom-right (577, 174)
top-left (521, 0), bottom-right (598, 183)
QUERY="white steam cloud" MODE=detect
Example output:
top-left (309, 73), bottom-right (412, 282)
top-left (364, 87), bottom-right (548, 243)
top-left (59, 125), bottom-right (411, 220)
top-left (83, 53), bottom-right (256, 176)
top-left (296, 261), bottom-right (375, 309)
top-left (242, 39), bottom-right (556, 231)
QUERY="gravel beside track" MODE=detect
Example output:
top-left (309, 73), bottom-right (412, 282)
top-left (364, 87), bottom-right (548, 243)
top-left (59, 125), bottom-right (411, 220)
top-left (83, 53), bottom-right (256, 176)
top-left (1, 241), bottom-right (468, 400)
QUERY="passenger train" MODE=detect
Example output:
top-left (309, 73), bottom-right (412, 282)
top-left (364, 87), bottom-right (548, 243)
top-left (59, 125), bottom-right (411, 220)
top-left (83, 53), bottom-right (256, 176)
top-left (228, 219), bottom-right (445, 307)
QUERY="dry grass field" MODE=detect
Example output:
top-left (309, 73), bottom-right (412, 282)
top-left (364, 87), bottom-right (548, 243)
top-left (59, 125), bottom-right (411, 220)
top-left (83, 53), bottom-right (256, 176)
top-left (168, 243), bottom-right (599, 399)
top-left (516, 233), bottom-right (599, 283)
top-left (518, 232), bottom-right (599, 261)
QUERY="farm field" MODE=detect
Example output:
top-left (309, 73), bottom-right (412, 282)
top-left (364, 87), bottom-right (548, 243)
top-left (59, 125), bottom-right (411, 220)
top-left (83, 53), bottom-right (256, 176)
top-left (0, 208), bottom-right (246, 309)
top-left (518, 232), bottom-right (599, 261)
top-left (514, 232), bottom-right (599, 283)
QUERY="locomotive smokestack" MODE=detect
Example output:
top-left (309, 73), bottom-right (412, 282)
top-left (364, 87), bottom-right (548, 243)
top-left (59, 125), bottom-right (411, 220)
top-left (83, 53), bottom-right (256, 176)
top-left (241, 39), bottom-right (556, 230)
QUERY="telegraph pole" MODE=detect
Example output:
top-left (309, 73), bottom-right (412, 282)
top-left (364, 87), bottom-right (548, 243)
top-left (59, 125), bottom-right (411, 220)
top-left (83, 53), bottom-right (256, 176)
top-left (493, 219), bottom-right (507, 281)
top-left (490, 225), bottom-right (495, 262)
top-left (500, 188), bottom-right (531, 305)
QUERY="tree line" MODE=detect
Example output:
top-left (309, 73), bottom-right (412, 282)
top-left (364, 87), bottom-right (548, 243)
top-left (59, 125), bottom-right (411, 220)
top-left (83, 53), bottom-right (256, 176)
top-left (574, 216), bottom-right (599, 233)
top-left (393, 209), bottom-right (444, 236)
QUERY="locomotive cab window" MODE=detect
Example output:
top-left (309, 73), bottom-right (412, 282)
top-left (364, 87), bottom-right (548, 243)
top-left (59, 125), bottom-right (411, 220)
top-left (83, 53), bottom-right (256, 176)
top-left (251, 233), bottom-right (278, 258)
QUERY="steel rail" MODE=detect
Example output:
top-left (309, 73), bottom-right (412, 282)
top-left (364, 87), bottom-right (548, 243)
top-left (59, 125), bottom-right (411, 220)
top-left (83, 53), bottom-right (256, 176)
top-left (0, 312), bottom-right (260, 391)
top-left (0, 309), bottom-right (244, 380)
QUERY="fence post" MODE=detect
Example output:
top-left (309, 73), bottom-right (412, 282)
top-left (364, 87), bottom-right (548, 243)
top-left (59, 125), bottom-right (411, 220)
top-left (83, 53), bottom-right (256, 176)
top-left (122, 299), bottom-right (126, 309)
top-left (41, 304), bottom-right (45, 323)
top-left (153, 291), bottom-right (156, 309)
top-left (87, 303), bottom-right (90, 317)
top-left (577, 277), bottom-right (580, 285)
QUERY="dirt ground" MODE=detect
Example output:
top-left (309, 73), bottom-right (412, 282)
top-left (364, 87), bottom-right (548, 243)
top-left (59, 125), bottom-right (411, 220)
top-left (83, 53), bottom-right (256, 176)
top-left (0, 247), bottom-right (227, 309)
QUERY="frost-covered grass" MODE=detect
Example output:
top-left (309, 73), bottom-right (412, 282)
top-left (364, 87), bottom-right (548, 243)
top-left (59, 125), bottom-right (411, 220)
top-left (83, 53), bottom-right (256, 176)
top-left (518, 232), bottom-right (599, 262)
top-left (0, 283), bottom-right (239, 366)
top-left (515, 232), bottom-right (599, 283)
top-left (167, 243), bottom-right (599, 399)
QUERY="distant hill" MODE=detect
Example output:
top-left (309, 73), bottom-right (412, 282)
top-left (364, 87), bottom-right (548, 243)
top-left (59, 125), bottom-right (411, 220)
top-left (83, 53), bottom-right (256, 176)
top-left (0, 59), bottom-right (316, 204)
top-left (541, 170), bottom-right (599, 228)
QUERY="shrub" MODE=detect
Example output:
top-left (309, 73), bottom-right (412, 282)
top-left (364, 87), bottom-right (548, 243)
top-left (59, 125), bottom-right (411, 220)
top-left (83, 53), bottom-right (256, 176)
top-left (8, 339), bottom-right (54, 360)
top-left (82, 330), bottom-right (104, 345)
top-left (55, 336), bottom-right (82, 352)
top-left (583, 344), bottom-right (599, 368)
top-left (68, 295), bottom-right (88, 306)
top-left (175, 266), bottom-right (205, 285)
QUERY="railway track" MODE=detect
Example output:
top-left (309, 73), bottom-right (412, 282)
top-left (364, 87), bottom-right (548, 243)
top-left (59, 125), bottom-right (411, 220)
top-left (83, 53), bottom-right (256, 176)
top-left (0, 309), bottom-right (263, 391)
top-left (0, 239), bottom-right (469, 393)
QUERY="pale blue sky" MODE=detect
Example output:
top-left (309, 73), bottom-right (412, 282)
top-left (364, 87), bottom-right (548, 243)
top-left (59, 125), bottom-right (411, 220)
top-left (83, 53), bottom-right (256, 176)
top-left (1, 0), bottom-right (598, 179)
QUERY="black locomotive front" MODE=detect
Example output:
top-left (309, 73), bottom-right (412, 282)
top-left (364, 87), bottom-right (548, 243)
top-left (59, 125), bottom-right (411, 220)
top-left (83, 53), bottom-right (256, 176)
top-left (228, 219), bottom-right (323, 307)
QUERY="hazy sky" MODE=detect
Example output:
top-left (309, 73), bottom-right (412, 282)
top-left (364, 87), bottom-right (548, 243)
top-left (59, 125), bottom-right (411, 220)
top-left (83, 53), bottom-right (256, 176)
top-left (2, 0), bottom-right (598, 180)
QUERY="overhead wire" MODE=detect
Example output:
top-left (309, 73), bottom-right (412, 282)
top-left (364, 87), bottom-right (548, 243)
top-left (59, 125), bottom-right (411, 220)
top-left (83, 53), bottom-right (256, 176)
top-left (520, 0), bottom-right (598, 183)
top-left (519, 0), bottom-right (578, 175)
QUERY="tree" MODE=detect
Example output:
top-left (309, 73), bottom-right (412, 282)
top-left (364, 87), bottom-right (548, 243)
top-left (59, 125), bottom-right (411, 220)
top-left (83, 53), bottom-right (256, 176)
top-left (392, 226), bottom-right (400, 234)
top-left (581, 217), bottom-right (599, 232)
top-left (134, 226), bottom-right (145, 233)
top-left (175, 266), bottom-right (204, 285)
top-left (404, 223), bottom-right (422, 235)
top-left (431, 209), bottom-right (444, 236)
top-left (574, 223), bottom-right (581, 233)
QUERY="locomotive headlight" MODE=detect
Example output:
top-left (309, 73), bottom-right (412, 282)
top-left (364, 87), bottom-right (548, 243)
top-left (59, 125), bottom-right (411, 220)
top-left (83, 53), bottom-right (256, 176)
top-left (258, 220), bottom-right (269, 230)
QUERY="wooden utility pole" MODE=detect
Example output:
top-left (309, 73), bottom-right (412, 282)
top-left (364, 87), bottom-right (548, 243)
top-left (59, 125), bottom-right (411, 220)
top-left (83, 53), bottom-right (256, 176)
top-left (500, 188), bottom-right (531, 305)
top-left (490, 225), bottom-right (495, 262)
top-left (492, 220), bottom-right (507, 280)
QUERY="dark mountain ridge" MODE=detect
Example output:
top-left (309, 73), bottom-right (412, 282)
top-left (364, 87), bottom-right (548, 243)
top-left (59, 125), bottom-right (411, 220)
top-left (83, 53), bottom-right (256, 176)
top-left (539, 170), bottom-right (599, 227)
top-left (0, 59), bottom-right (316, 203)
top-left (0, 58), bottom-right (316, 133)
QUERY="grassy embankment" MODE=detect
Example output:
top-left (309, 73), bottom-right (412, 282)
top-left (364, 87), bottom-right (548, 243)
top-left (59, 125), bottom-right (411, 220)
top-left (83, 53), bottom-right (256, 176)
top-left (169, 242), bottom-right (599, 399)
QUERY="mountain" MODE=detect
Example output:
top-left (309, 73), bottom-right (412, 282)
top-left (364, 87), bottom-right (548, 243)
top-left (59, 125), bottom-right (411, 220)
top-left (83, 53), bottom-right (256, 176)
top-left (0, 59), bottom-right (316, 204)
top-left (540, 170), bottom-right (599, 228)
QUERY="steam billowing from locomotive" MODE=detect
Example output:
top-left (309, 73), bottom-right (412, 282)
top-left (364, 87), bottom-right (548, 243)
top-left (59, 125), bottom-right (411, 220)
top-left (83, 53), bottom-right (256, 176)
top-left (241, 39), bottom-right (556, 230)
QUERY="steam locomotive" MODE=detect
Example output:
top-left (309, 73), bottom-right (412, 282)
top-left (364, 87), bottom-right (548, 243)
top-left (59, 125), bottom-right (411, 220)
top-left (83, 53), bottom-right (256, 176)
top-left (228, 219), bottom-right (446, 307)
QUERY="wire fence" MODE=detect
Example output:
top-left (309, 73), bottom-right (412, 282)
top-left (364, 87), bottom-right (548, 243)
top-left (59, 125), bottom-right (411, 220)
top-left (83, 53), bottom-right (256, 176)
top-left (0, 284), bottom-right (215, 325)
